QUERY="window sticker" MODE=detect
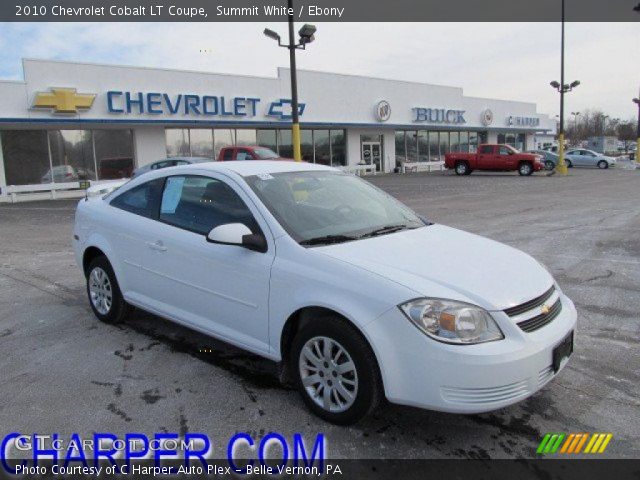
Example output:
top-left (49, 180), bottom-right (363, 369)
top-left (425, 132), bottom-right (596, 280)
top-left (257, 173), bottom-right (274, 180)
top-left (161, 176), bottom-right (186, 214)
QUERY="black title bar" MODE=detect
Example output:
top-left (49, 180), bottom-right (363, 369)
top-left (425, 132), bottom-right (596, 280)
top-left (6, 0), bottom-right (640, 22)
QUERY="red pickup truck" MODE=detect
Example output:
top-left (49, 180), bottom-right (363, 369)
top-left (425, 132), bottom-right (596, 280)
top-left (445, 144), bottom-right (544, 176)
top-left (218, 146), bottom-right (291, 161)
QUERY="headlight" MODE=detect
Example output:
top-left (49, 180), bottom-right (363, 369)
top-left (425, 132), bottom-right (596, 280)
top-left (398, 298), bottom-right (504, 345)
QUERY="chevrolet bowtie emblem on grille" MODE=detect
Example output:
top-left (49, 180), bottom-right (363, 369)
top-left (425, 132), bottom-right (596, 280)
top-left (32, 88), bottom-right (96, 114)
top-left (541, 304), bottom-right (550, 314)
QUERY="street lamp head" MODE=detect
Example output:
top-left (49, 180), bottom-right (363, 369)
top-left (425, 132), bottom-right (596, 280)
top-left (298, 24), bottom-right (317, 43)
top-left (263, 28), bottom-right (281, 42)
top-left (550, 81), bottom-right (560, 89)
top-left (633, 98), bottom-right (640, 105)
top-left (570, 80), bottom-right (581, 88)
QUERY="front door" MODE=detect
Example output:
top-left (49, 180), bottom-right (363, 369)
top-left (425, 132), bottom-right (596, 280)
top-left (140, 173), bottom-right (274, 354)
top-left (362, 142), bottom-right (382, 172)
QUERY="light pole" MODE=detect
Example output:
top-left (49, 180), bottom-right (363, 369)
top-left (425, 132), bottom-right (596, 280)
top-left (633, 97), bottom-right (640, 163)
top-left (263, 4), bottom-right (316, 161)
top-left (550, 0), bottom-right (580, 175)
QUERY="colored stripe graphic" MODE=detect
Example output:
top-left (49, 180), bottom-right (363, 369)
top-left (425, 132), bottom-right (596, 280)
top-left (539, 433), bottom-right (613, 454)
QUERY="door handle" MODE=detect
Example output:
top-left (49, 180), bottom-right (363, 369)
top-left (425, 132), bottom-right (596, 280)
top-left (146, 240), bottom-right (167, 252)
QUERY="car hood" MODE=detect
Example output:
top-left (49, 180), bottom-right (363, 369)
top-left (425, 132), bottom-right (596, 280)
top-left (315, 225), bottom-right (553, 311)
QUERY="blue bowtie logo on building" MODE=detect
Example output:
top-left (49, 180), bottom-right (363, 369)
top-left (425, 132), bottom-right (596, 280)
top-left (268, 99), bottom-right (306, 120)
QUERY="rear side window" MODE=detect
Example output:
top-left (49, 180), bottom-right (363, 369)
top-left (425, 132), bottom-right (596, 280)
top-left (236, 149), bottom-right (252, 160)
top-left (222, 149), bottom-right (234, 160)
top-left (499, 146), bottom-right (510, 155)
top-left (479, 145), bottom-right (493, 154)
top-left (110, 178), bottom-right (164, 219)
top-left (159, 175), bottom-right (259, 235)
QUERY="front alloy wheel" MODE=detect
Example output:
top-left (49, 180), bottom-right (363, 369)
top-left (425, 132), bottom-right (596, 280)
top-left (86, 256), bottom-right (131, 324)
top-left (518, 162), bottom-right (533, 176)
top-left (299, 336), bottom-right (358, 413)
top-left (291, 315), bottom-right (382, 424)
top-left (545, 161), bottom-right (555, 171)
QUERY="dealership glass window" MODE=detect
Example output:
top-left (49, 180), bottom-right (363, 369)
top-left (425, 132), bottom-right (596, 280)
top-left (449, 132), bottom-right (461, 153)
top-left (49, 130), bottom-right (96, 182)
top-left (236, 129), bottom-right (257, 147)
top-left (214, 129), bottom-right (235, 157)
top-left (330, 130), bottom-right (346, 166)
top-left (166, 129), bottom-right (190, 157)
top-left (395, 131), bottom-right (406, 167)
top-left (439, 132), bottom-right (450, 156)
top-left (314, 130), bottom-right (331, 165)
top-left (277, 130), bottom-right (293, 158)
top-left (417, 131), bottom-right (429, 162)
top-left (458, 132), bottom-right (469, 153)
top-left (406, 131), bottom-right (418, 163)
top-left (469, 132), bottom-right (479, 153)
top-left (1, 130), bottom-right (51, 185)
top-left (256, 130), bottom-right (278, 153)
top-left (94, 130), bottom-right (135, 180)
top-left (301, 129), bottom-right (314, 162)
top-left (428, 131), bottom-right (440, 161)
top-left (188, 129), bottom-right (214, 158)
top-left (516, 133), bottom-right (526, 151)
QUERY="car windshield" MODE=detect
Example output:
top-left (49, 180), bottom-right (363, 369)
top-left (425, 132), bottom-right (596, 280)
top-left (245, 170), bottom-right (426, 245)
top-left (253, 148), bottom-right (280, 159)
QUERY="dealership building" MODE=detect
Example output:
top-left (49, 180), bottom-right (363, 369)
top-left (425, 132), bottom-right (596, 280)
top-left (0, 59), bottom-right (555, 200)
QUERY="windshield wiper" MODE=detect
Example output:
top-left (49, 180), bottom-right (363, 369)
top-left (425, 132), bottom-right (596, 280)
top-left (300, 234), bottom-right (358, 246)
top-left (360, 224), bottom-right (413, 238)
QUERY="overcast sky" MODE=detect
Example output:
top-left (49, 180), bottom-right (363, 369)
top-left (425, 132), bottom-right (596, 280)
top-left (0, 22), bottom-right (638, 120)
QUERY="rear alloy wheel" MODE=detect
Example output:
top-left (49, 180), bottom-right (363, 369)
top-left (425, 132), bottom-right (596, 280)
top-left (86, 256), bottom-right (131, 324)
top-left (454, 161), bottom-right (469, 176)
top-left (545, 161), bottom-right (555, 171)
top-left (291, 316), bottom-right (382, 425)
top-left (518, 162), bottom-right (533, 176)
top-left (565, 159), bottom-right (573, 168)
top-left (597, 160), bottom-right (608, 169)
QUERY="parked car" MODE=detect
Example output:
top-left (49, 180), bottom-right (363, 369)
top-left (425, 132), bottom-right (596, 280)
top-left (218, 146), bottom-right (291, 161)
top-left (445, 144), bottom-right (544, 176)
top-left (132, 156), bottom-right (211, 178)
top-left (41, 165), bottom-right (79, 183)
top-left (563, 149), bottom-right (617, 169)
top-left (527, 150), bottom-right (559, 171)
top-left (74, 161), bottom-right (576, 424)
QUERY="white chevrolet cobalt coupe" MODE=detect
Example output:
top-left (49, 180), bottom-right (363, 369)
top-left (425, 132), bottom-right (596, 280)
top-left (74, 161), bottom-right (576, 424)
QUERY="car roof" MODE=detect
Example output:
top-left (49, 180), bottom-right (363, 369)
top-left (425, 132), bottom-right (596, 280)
top-left (181, 160), bottom-right (335, 177)
top-left (164, 156), bottom-right (211, 162)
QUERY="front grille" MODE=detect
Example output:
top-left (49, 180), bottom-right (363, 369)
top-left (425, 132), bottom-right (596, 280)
top-left (504, 285), bottom-right (555, 316)
top-left (516, 299), bottom-right (562, 332)
top-left (441, 379), bottom-right (529, 405)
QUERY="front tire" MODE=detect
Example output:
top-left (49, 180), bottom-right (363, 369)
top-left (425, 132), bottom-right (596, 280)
top-left (597, 160), bottom-right (608, 169)
top-left (565, 159), bottom-right (573, 168)
top-left (545, 161), bottom-right (555, 171)
top-left (518, 162), bottom-right (533, 176)
top-left (86, 256), bottom-right (130, 324)
top-left (291, 315), bottom-right (383, 425)
top-left (454, 161), bottom-right (470, 176)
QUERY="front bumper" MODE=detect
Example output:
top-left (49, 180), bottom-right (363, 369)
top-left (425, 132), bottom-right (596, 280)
top-left (365, 294), bottom-right (577, 413)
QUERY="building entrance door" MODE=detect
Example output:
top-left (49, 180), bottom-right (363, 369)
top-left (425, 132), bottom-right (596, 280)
top-left (361, 142), bottom-right (382, 172)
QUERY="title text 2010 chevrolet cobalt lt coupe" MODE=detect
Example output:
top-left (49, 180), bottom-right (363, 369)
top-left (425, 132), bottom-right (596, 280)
top-left (74, 161), bottom-right (576, 424)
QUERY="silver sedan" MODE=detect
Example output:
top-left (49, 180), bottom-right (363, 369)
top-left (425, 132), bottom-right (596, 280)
top-left (563, 149), bottom-right (617, 169)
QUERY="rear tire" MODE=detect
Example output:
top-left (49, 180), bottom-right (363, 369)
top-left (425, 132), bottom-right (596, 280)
top-left (454, 161), bottom-right (470, 176)
top-left (518, 162), bottom-right (533, 176)
top-left (565, 159), bottom-right (573, 168)
top-left (291, 315), bottom-right (383, 425)
top-left (86, 256), bottom-right (131, 324)
top-left (597, 160), bottom-right (608, 169)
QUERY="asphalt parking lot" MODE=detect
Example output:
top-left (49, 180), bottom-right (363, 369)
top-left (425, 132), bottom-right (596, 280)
top-left (0, 164), bottom-right (639, 459)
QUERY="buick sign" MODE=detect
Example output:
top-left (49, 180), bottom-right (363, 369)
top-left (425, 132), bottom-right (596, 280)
top-left (413, 107), bottom-right (466, 124)
top-left (375, 100), bottom-right (391, 122)
top-left (481, 109), bottom-right (493, 126)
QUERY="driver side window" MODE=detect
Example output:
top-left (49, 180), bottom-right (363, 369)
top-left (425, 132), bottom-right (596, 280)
top-left (159, 175), bottom-right (260, 235)
top-left (499, 146), bottom-right (510, 155)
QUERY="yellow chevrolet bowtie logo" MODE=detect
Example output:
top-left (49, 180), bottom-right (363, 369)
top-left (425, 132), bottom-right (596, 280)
top-left (541, 304), bottom-right (550, 314)
top-left (32, 88), bottom-right (96, 114)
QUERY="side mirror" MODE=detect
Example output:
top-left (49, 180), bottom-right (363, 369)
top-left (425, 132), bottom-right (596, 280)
top-left (207, 223), bottom-right (267, 253)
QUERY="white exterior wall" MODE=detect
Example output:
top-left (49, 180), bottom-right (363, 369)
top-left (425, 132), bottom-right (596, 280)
top-left (134, 127), bottom-right (168, 167)
top-left (0, 59), bottom-right (558, 187)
